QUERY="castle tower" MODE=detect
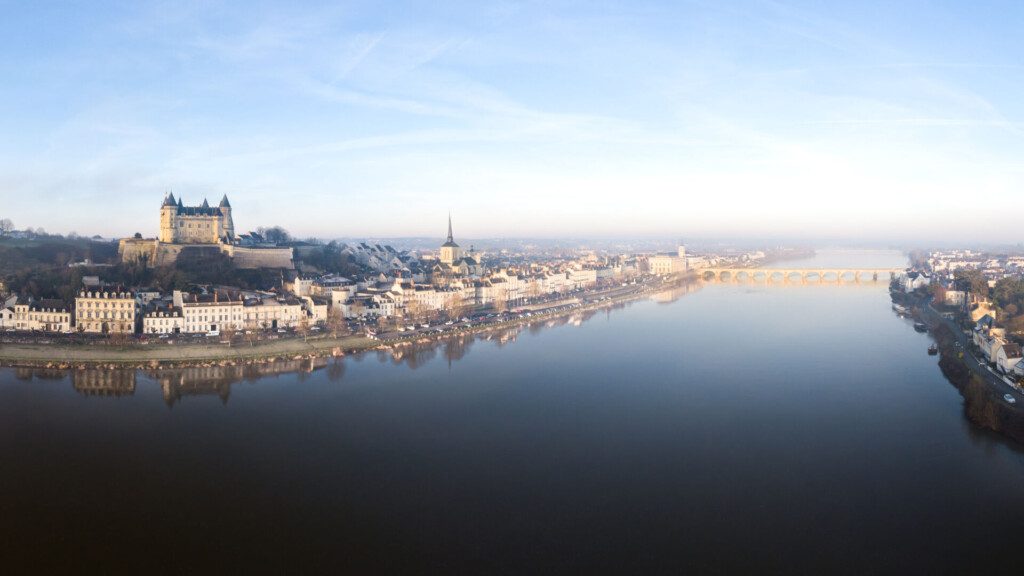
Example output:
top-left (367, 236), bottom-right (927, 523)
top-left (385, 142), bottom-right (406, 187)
top-left (159, 192), bottom-right (178, 243)
top-left (219, 195), bottom-right (234, 242)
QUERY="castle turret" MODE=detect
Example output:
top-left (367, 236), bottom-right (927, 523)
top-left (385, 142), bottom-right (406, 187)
top-left (159, 192), bottom-right (178, 243)
top-left (219, 195), bottom-right (234, 241)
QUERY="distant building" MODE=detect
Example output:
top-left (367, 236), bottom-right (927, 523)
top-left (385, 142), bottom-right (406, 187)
top-left (159, 192), bottom-right (235, 244)
top-left (650, 244), bottom-right (688, 275)
top-left (943, 290), bottom-right (967, 307)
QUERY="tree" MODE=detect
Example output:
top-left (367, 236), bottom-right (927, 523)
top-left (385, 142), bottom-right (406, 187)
top-left (405, 298), bottom-right (426, 323)
top-left (245, 327), bottom-right (259, 348)
top-left (297, 314), bottom-right (311, 342)
top-left (443, 291), bottom-right (466, 320)
top-left (326, 307), bottom-right (348, 339)
top-left (256, 226), bottom-right (291, 245)
top-left (955, 269), bottom-right (989, 300)
top-left (221, 322), bottom-right (237, 347)
top-left (0, 218), bottom-right (13, 236)
top-left (493, 286), bottom-right (510, 313)
top-left (527, 280), bottom-right (541, 302)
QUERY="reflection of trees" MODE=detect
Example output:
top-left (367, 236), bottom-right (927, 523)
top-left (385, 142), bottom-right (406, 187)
top-left (384, 342), bottom-right (438, 370)
top-left (442, 334), bottom-right (473, 364)
top-left (327, 359), bottom-right (346, 382)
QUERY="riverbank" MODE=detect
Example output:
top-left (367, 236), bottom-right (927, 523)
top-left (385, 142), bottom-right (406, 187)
top-left (0, 275), bottom-right (689, 370)
top-left (902, 292), bottom-right (1024, 445)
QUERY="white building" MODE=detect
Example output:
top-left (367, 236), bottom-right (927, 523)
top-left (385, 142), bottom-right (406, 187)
top-left (143, 306), bottom-right (184, 335)
top-left (13, 299), bottom-right (72, 333)
top-left (174, 290), bottom-right (245, 334)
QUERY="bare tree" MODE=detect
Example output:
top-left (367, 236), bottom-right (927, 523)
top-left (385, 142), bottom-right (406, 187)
top-left (493, 286), bottom-right (510, 313)
top-left (297, 314), bottom-right (311, 342)
top-left (406, 298), bottom-right (426, 324)
top-left (0, 218), bottom-right (13, 236)
top-left (349, 299), bottom-right (366, 320)
top-left (527, 280), bottom-right (541, 303)
top-left (221, 322), bottom-right (237, 347)
top-left (326, 307), bottom-right (348, 339)
top-left (256, 226), bottom-right (291, 244)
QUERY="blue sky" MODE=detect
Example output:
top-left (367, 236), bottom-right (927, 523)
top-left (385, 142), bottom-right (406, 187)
top-left (2, 0), bottom-right (1023, 243)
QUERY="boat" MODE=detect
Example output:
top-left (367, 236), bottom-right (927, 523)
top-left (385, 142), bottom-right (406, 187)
top-left (1004, 394), bottom-right (1016, 404)
top-left (913, 322), bottom-right (927, 333)
top-left (892, 303), bottom-right (908, 314)
top-left (927, 344), bottom-right (938, 355)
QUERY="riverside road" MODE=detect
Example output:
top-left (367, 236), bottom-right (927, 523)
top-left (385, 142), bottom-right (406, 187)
top-left (919, 298), bottom-right (1023, 410)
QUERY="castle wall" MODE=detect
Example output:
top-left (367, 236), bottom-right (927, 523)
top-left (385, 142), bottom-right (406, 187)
top-left (119, 238), bottom-right (160, 264)
top-left (155, 243), bottom-right (186, 266)
top-left (221, 245), bottom-right (294, 269)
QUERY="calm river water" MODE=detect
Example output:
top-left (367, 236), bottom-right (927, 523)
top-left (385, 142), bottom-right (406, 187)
top-left (2, 250), bottom-right (1023, 574)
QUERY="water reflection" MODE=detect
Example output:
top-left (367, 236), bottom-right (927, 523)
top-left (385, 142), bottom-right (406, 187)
top-left (9, 283), bottom-right (690, 403)
top-left (2, 276), bottom-right (899, 405)
top-left (74, 369), bottom-right (136, 397)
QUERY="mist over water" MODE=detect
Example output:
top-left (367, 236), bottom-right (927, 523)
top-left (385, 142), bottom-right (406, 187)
top-left (2, 250), bottom-right (1023, 574)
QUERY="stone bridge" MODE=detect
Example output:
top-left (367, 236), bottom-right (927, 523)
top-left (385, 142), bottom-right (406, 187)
top-left (699, 268), bottom-right (901, 283)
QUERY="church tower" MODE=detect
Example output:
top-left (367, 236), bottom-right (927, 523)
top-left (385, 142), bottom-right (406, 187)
top-left (439, 214), bottom-right (462, 265)
top-left (159, 192), bottom-right (178, 243)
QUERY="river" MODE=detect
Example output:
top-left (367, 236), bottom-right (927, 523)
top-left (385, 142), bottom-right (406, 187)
top-left (2, 250), bottom-right (1023, 574)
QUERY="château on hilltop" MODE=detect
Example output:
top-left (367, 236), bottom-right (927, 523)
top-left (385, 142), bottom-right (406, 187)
top-left (119, 193), bottom-right (294, 269)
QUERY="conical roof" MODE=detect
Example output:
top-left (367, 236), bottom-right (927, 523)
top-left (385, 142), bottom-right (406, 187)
top-left (442, 213), bottom-right (459, 247)
top-left (219, 194), bottom-right (231, 208)
top-left (201, 198), bottom-right (210, 209)
top-left (162, 192), bottom-right (177, 207)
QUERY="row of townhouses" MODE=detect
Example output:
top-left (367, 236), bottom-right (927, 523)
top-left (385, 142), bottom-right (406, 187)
top-left (972, 315), bottom-right (1024, 378)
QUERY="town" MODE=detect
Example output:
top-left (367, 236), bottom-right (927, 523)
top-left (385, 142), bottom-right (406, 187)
top-left (0, 193), bottom-right (725, 345)
top-left (893, 249), bottom-right (1024, 392)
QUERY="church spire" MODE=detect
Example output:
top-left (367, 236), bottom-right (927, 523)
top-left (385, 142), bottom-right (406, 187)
top-left (447, 213), bottom-right (454, 243)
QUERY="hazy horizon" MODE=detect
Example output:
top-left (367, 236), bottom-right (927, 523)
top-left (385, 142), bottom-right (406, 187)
top-left (3, 1), bottom-right (1024, 243)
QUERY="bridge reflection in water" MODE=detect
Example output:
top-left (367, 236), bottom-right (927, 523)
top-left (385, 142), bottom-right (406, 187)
top-left (700, 268), bottom-right (901, 284)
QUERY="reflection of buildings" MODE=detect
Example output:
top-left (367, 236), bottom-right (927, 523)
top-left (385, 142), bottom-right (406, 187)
top-left (72, 369), bottom-right (137, 397)
top-left (650, 280), bottom-right (702, 304)
top-left (155, 367), bottom-right (234, 406)
top-left (149, 358), bottom-right (329, 406)
top-left (15, 367), bottom-right (67, 381)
